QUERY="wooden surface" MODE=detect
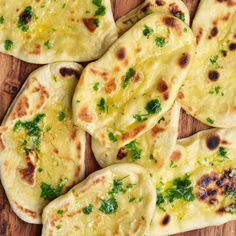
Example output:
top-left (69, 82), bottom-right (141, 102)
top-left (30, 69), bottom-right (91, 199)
top-left (0, 0), bottom-right (235, 235)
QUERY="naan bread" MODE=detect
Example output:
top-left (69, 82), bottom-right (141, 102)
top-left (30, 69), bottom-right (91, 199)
top-left (92, 102), bottom-right (180, 179)
top-left (149, 128), bottom-right (236, 235)
top-left (178, 0), bottom-right (236, 128)
top-left (0, 63), bottom-right (86, 224)
top-left (0, 0), bottom-right (117, 63)
top-left (116, 0), bottom-right (190, 35)
top-left (42, 164), bottom-right (156, 236)
top-left (73, 13), bottom-right (196, 149)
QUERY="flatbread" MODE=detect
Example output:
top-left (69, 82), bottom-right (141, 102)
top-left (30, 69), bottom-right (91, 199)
top-left (0, 62), bottom-right (86, 224)
top-left (178, 0), bottom-right (236, 128)
top-left (42, 164), bottom-right (156, 236)
top-left (149, 128), bottom-right (236, 235)
top-left (116, 0), bottom-right (190, 35)
top-left (73, 13), bottom-right (196, 149)
top-left (92, 102), bottom-right (180, 181)
top-left (0, 0), bottom-right (117, 63)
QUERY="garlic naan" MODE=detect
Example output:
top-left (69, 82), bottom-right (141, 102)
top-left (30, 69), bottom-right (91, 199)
top-left (150, 128), bottom-right (236, 235)
top-left (73, 13), bottom-right (196, 149)
top-left (178, 0), bottom-right (236, 128)
top-left (116, 0), bottom-right (190, 35)
top-left (0, 63), bottom-right (86, 224)
top-left (42, 164), bottom-right (156, 236)
top-left (92, 102), bottom-right (180, 180)
top-left (0, 0), bottom-right (117, 63)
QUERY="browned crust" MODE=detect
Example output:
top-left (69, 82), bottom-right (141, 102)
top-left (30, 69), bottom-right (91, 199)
top-left (14, 201), bottom-right (37, 218)
top-left (78, 107), bottom-right (95, 123)
top-left (12, 96), bottom-right (29, 119)
top-left (121, 125), bottom-right (146, 141)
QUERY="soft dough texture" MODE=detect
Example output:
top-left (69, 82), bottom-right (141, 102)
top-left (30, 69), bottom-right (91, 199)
top-left (0, 0), bottom-right (117, 63)
top-left (178, 0), bottom-right (236, 128)
top-left (42, 164), bottom-right (156, 236)
top-left (92, 102), bottom-right (180, 179)
top-left (0, 63), bottom-right (86, 224)
top-left (150, 128), bottom-right (236, 235)
top-left (116, 0), bottom-right (190, 35)
top-left (73, 13), bottom-right (196, 149)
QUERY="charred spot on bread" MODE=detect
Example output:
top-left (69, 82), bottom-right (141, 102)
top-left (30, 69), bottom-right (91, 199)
top-left (208, 70), bottom-right (220, 81)
top-left (206, 134), bottom-right (221, 150)
top-left (178, 53), bottom-right (190, 68)
top-left (60, 67), bottom-right (81, 79)
top-left (116, 47), bottom-right (126, 60)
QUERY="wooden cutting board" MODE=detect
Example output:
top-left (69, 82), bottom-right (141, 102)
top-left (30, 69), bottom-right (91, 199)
top-left (0, 0), bottom-right (236, 235)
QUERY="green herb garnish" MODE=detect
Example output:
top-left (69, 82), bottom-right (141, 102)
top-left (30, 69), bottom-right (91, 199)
top-left (13, 114), bottom-right (45, 151)
top-left (40, 179), bottom-right (66, 201)
top-left (125, 140), bottom-right (142, 160)
top-left (93, 82), bottom-right (100, 91)
top-left (145, 99), bottom-right (162, 114)
top-left (206, 117), bottom-right (214, 125)
top-left (0, 16), bottom-right (4, 24)
top-left (44, 40), bottom-right (52, 49)
top-left (99, 197), bottom-right (118, 214)
top-left (82, 204), bottom-right (93, 215)
top-left (58, 112), bottom-right (66, 121)
top-left (155, 37), bottom-right (166, 48)
top-left (143, 25), bottom-right (154, 38)
top-left (109, 179), bottom-right (126, 195)
top-left (166, 174), bottom-right (195, 203)
top-left (97, 98), bottom-right (107, 112)
top-left (95, 6), bottom-right (106, 16)
top-left (4, 39), bottom-right (13, 51)
top-left (123, 68), bottom-right (136, 88)
top-left (108, 132), bottom-right (118, 142)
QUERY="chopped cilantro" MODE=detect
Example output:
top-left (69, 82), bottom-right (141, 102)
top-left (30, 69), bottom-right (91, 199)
top-left (143, 25), bottom-right (154, 38)
top-left (95, 6), bottom-right (106, 16)
top-left (217, 147), bottom-right (229, 162)
top-left (129, 197), bottom-right (136, 202)
top-left (206, 117), bottom-right (214, 125)
top-left (209, 86), bottom-right (224, 96)
top-left (93, 18), bottom-right (100, 27)
top-left (109, 179), bottom-right (126, 195)
top-left (221, 49), bottom-right (228, 57)
top-left (0, 16), bottom-right (4, 24)
top-left (145, 99), bottom-right (162, 114)
top-left (156, 188), bottom-right (165, 211)
top-left (57, 209), bottom-right (64, 215)
top-left (82, 204), bottom-right (93, 215)
top-left (166, 174), bottom-right (195, 203)
top-left (92, 0), bottom-right (102, 7)
top-left (93, 82), bottom-right (100, 91)
top-left (4, 39), bottom-right (13, 51)
top-left (123, 68), bottom-right (136, 88)
top-left (133, 114), bottom-right (148, 122)
top-left (62, 3), bottom-right (66, 8)
top-left (169, 160), bottom-right (177, 168)
top-left (38, 168), bottom-right (43, 173)
top-left (99, 197), bottom-right (118, 214)
top-left (125, 140), bottom-right (142, 160)
top-left (97, 98), bottom-right (107, 112)
top-left (108, 132), bottom-right (118, 142)
top-left (56, 225), bottom-right (61, 230)
top-left (209, 55), bottom-right (220, 68)
top-left (13, 114), bottom-right (45, 151)
top-left (155, 37), bottom-right (166, 48)
top-left (58, 112), bottom-right (66, 121)
top-left (44, 40), bottom-right (52, 49)
top-left (184, 27), bottom-right (188, 32)
top-left (126, 183), bottom-right (135, 189)
top-left (40, 179), bottom-right (66, 201)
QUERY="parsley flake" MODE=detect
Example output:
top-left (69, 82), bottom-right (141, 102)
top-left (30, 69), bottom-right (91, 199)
top-left (108, 132), bottom-right (118, 142)
top-left (82, 204), bottom-right (93, 215)
top-left (123, 68), bottom-right (136, 88)
top-left (4, 39), bottom-right (13, 51)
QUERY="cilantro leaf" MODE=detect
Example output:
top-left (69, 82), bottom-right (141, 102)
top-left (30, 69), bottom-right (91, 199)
top-left (123, 68), bottom-right (136, 88)
top-left (143, 25), bottom-right (154, 38)
top-left (99, 197), bottom-right (118, 214)
top-left (82, 204), bottom-right (93, 215)
top-left (155, 37), bottom-right (166, 48)
top-left (145, 99), bottom-right (162, 114)
top-left (125, 140), bottom-right (142, 160)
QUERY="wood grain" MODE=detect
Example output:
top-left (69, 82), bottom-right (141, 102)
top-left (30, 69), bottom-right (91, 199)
top-left (0, 0), bottom-right (235, 235)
